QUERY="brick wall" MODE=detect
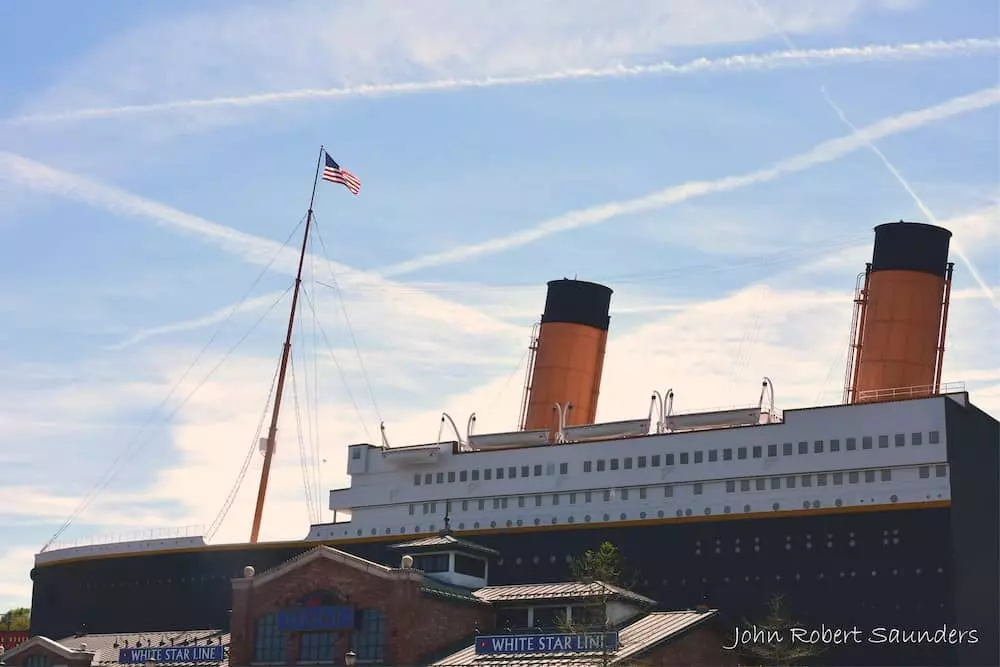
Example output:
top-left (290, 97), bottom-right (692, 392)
top-left (230, 555), bottom-right (493, 666)
top-left (638, 623), bottom-right (742, 666)
top-left (1, 646), bottom-right (93, 667)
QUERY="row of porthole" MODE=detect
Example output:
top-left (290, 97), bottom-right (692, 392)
top-left (357, 494), bottom-right (904, 537)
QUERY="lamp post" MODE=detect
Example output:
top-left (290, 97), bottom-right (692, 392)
top-left (344, 649), bottom-right (357, 666)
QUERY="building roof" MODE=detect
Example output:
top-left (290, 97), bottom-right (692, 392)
top-left (473, 581), bottom-right (655, 606)
top-left (389, 534), bottom-right (501, 557)
top-left (430, 609), bottom-right (718, 666)
top-left (0, 630), bottom-right (230, 667)
top-left (420, 576), bottom-right (492, 606)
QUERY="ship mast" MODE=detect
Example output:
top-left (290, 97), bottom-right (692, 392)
top-left (249, 146), bottom-right (325, 544)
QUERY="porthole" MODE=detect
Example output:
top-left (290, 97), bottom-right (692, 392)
top-left (497, 558), bottom-right (504, 566)
top-left (400, 526), bottom-right (406, 533)
top-left (872, 570), bottom-right (877, 577)
top-left (506, 520), bottom-right (513, 527)
top-left (657, 510), bottom-right (664, 518)
top-left (458, 523), bottom-right (465, 530)
top-left (430, 525), bottom-right (436, 531)
top-left (533, 556), bottom-right (540, 564)
top-left (743, 504), bottom-right (751, 513)
top-left (604, 513), bottom-right (610, 521)
top-left (772, 503), bottom-right (780, 511)
top-left (415, 526), bottom-right (421, 532)
top-left (685, 509), bottom-right (692, 516)
top-left (676, 510), bottom-right (684, 517)
top-left (785, 544), bottom-right (791, 550)
top-left (551, 517), bottom-right (558, 524)
top-left (640, 511), bottom-right (647, 519)
top-left (533, 518), bottom-right (541, 526)
top-left (849, 540), bottom-right (856, 547)
top-left (565, 554), bottom-right (573, 563)
top-left (890, 494), bottom-right (898, 503)
top-left (371, 528), bottom-right (377, 535)
top-left (568, 516), bottom-right (575, 523)
top-left (812, 500), bottom-right (820, 508)
top-left (835, 499), bottom-right (843, 507)
top-left (515, 557), bottom-right (523, 565)
top-left (516, 519), bottom-right (523, 527)
top-left (585, 515), bottom-right (591, 522)
top-left (724, 506), bottom-right (731, 514)
top-left (474, 522), bottom-right (480, 529)
top-left (803, 501), bottom-right (811, 509)
top-left (827, 541), bottom-right (833, 548)
top-left (754, 545), bottom-right (760, 552)
top-left (549, 555), bottom-right (557, 563)
top-left (620, 513), bottom-right (627, 520)
top-left (385, 527), bottom-right (391, 534)
top-left (490, 521), bottom-right (496, 528)
top-left (704, 508), bottom-right (711, 515)
top-left (356, 529), bottom-right (363, 536)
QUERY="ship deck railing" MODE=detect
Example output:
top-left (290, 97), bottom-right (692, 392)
top-left (42, 524), bottom-right (205, 552)
top-left (857, 381), bottom-right (967, 403)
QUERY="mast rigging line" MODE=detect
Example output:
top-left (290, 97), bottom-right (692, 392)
top-left (289, 352), bottom-right (320, 524)
top-left (311, 216), bottom-right (384, 428)
top-left (43, 284), bottom-right (294, 551)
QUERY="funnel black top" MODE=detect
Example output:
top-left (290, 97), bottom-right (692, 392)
top-left (540, 279), bottom-right (613, 331)
top-left (871, 221), bottom-right (952, 278)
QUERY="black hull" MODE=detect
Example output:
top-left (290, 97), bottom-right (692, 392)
top-left (30, 399), bottom-right (998, 666)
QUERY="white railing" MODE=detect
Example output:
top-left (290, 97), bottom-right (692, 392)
top-left (857, 381), bottom-right (967, 403)
top-left (44, 524), bottom-right (205, 552)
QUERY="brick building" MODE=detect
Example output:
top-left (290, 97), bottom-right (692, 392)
top-left (1, 534), bottom-right (736, 666)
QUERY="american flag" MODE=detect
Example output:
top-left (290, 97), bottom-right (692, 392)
top-left (321, 152), bottom-right (361, 195)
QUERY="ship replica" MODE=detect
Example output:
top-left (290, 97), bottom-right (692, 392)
top-left (28, 215), bottom-right (998, 666)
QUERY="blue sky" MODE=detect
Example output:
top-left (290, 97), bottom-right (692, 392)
top-left (0, 0), bottom-right (997, 611)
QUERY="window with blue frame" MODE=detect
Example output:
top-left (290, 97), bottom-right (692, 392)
top-left (253, 612), bottom-right (286, 663)
top-left (299, 631), bottom-right (336, 662)
top-left (353, 609), bottom-right (387, 662)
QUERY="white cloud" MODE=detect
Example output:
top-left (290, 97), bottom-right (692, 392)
top-left (6, 37), bottom-right (994, 126)
top-left (377, 86), bottom-right (1000, 276)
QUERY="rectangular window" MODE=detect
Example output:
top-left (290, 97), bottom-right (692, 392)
top-left (535, 495), bottom-right (542, 506)
top-left (755, 478), bottom-right (766, 491)
top-left (894, 433), bottom-right (905, 447)
top-left (919, 466), bottom-right (930, 479)
top-left (501, 498), bottom-right (508, 509)
top-left (878, 435), bottom-right (889, 449)
top-left (610, 459), bottom-right (620, 471)
top-left (569, 492), bottom-right (577, 504)
top-left (414, 474), bottom-right (421, 486)
top-left (694, 451), bottom-right (704, 464)
top-left (680, 453), bottom-right (689, 465)
top-left (802, 475), bottom-right (812, 487)
top-left (651, 455), bottom-right (661, 467)
top-left (752, 446), bottom-right (762, 459)
top-left (584, 461), bottom-right (593, 473)
top-left (496, 468), bottom-right (504, 480)
top-left (738, 447), bottom-right (748, 460)
top-left (862, 436), bottom-right (873, 450)
top-left (724, 448), bottom-right (733, 461)
top-left (929, 430), bottom-right (940, 444)
top-left (798, 441), bottom-right (808, 455)
top-left (559, 462), bottom-right (568, 475)
top-left (770, 477), bottom-right (781, 490)
top-left (726, 480), bottom-right (736, 493)
top-left (639, 487), bottom-right (647, 500)
top-left (664, 486), bottom-right (674, 498)
top-left (666, 454), bottom-right (675, 466)
top-left (936, 465), bottom-right (947, 477)
top-left (409, 504), bottom-right (415, 515)
top-left (534, 465), bottom-right (542, 476)
top-left (350, 448), bottom-right (361, 460)
top-left (818, 473), bottom-right (828, 486)
top-left (693, 483), bottom-right (703, 495)
top-left (521, 465), bottom-right (530, 477)
top-left (846, 437), bottom-right (857, 451)
top-left (832, 472), bottom-right (843, 485)
top-left (604, 490), bottom-right (612, 502)
top-left (741, 480), bottom-right (751, 492)
top-left (462, 500), bottom-right (469, 511)
top-left (864, 470), bottom-right (875, 483)
top-left (881, 469), bottom-right (892, 482)
top-left (830, 439), bottom-right (841, 453)
top-left (552, 494), bottom-right (560, 505)
top-left (478, 499), bottom-right (485, 510)
top-left (912, 432), bottom-right (923, 446)
top-left (786, 476), bottom-right (796, 488)
top-left (638, 456), bottom-right (647, 468)
top-left (597, 459), bottom-right (606, 472)
top-left (709, 449), bottom-right (718, 462)
top-left (767, 444), bottom-right (778, 458)
top-left (436, 472), bottom-right (444, 483)
top-left (493, 498), bottom-right (501, 509)
top-left (518, 496), bottom-right (525, 508)
top-left (624, 457), bottom-right (633, 469)
top-left (483, 469), bottom-right (492, 481)
top-left (621, 489), bottom-right (629, 500)
top-left (425, 473), bottom-right (433, 484)
top-left (546, 463), bottom-right (555, 475)
top-left (448, 471), bottom-right (456, 483)
top-left (460, 470), bottom-right (468, 482)
top-left (783, 442), bottom-right (793, 456)
top-left (585, 491), bottom-right (592, 503)
top-left (814, 440), bottom-right (824, 454)
top-left (509, 466), bottom-right (517, 478)
top-left (848, 471), bottom-right (859, 484)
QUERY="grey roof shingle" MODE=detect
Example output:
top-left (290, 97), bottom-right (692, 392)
top-left (430, 609), bottom-right (717, 666)
top-left (56, 630), bottom-right (229, 666)
top-left (473, 581), bottom-right (654, 606)
top-left (389, 534), bottom-right (500, 557)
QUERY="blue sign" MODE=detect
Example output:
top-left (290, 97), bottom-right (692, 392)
top-left (277, 605), bottom-right (354, 632)
top-left (475, 632), bottom-right (619, 654)
top-left (118, 645), bottom-right (224, 664)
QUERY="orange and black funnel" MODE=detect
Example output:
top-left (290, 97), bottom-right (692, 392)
top-left (522, 279), bottom-right (613, 430)
top-left (850, 221), bottom-right (953, 403)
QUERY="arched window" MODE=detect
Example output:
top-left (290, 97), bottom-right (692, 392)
top-left (299, 630), bottom-right (336, 662)
top-left (353, 609), bottom-right (387, 662)
top-left (253, 612), bottom-right (286, 663)
top-left (25, 656), bottom-right (50, 667)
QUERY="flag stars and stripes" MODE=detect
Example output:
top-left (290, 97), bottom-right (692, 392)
top-left (321, 152), bottom-right (361, 195)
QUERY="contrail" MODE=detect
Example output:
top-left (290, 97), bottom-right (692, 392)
top-left (749, 0), bottom-right (999, 310)
top-left (378, 86), bottom-right (1000, 277)
top-left (5, 37), bottom-right (997, 126)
